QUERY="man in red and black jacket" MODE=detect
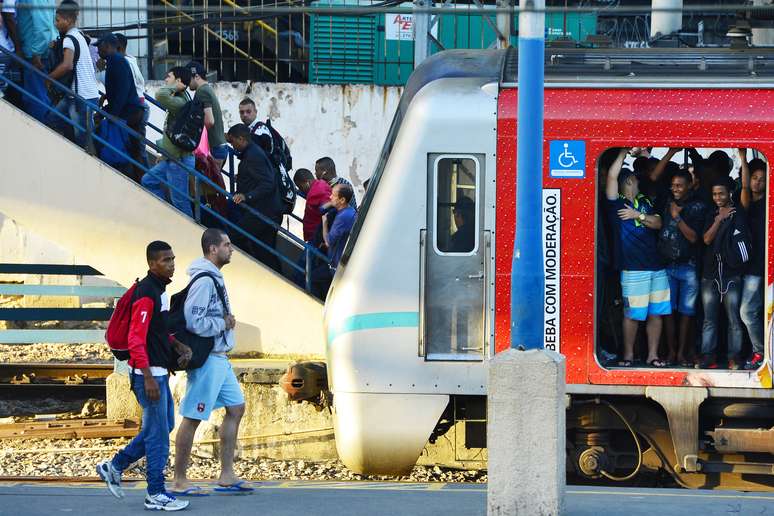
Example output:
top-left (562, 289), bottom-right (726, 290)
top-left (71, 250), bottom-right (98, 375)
top-left (96, 241), bottom-right (193, 511)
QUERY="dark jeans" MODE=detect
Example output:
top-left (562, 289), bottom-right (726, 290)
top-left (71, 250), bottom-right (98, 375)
top-left (115, 106), bottom-right (148, 182)
top-left (141, 155), bottom-right (195, 218)
top-left (740, 274), bottom-right (765, 354)
top-left (701, 277), bottom-right (743, 358)
top-left (111, 373), bottom-right (174, 496)
top-left (49, 96), bottom-right (99, 153)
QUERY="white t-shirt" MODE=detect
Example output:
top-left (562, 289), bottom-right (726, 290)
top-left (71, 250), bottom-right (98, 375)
top-left (125, 53), bottom-right (145, 100)
top-left (0, 0), bottom-right (16, 53)
top-left (62, 28), bottom-right (100, 100)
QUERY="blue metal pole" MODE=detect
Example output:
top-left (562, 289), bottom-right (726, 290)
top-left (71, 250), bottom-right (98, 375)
top-left (511, 0), bottom-right (545, 350)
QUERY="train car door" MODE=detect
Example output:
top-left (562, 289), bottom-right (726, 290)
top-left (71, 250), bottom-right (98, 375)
top-left (421, 154), bottom-right (487, 360)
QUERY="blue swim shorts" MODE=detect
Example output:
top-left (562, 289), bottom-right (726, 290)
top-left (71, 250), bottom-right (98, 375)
top-left (180, 354), bottom-right (245, 421)
top-left (621, 269), bottom-right (672, 322)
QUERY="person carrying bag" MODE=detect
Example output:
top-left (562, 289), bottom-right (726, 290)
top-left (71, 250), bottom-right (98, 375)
top-left (167, 271), bottom-right (228, 371)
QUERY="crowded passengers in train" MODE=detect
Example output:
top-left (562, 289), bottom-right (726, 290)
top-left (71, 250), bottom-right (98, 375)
top-left (597, 147), bottom-right (766, 371)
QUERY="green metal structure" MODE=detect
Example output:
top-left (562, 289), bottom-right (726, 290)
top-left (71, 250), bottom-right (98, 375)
top-left (310, 1), bottom-right (597, 85)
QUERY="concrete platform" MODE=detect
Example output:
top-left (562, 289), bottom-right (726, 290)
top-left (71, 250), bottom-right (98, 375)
top-left (108, 359), bottom-right (337, 462)
top-left (1, 481), bottom-right (773, 516)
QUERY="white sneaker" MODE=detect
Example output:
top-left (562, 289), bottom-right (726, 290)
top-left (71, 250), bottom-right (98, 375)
top-left (96, 459), bottom-right (124, 499)
top-left (144, 493), bottom-right (190, 511)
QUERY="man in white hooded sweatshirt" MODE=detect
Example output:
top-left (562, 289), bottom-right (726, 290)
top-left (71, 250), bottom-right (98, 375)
top-left (172, 228), bottom-right (254, 495)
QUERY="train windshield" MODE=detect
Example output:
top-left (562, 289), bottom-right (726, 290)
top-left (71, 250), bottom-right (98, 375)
top-left (596, 147), bottom-right (768, 372)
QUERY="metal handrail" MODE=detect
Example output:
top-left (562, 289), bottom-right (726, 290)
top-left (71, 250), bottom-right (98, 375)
top-left (0, 47), bottom-right (328, 292)
top-left (146, 90), bottom-right (305, 224)
top-left (143, 89), bottom-right (303, 224)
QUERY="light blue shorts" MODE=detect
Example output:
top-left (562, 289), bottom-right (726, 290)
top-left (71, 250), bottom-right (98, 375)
top-left (180, 354), bottom-right (245, 421)
top-left (621, 269), bottom-right (672, 322)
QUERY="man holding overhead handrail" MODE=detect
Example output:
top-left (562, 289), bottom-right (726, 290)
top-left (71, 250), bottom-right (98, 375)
top-left (606, 147), bottom-right (670, 368)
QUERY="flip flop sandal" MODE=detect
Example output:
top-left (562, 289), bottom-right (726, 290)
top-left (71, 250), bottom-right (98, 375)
top-left (617, 360), bottom-right (634, 367)
top-left (647, 359), bottom-right (667, 368)
top-left (214, 481), bottom-right (255, 494)
top-left (169, 486), bottom-right (210, 497)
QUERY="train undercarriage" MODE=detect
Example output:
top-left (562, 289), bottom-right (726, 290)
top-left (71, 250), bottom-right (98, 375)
top-left (428, 389), bottom-right (774, 491)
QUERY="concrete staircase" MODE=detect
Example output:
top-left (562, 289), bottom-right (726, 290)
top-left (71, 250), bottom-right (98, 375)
top-left (0, 100), bottom-right (324, 357)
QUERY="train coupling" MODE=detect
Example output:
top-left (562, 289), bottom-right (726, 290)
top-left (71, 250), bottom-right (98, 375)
top-left (279, 362), bottom-right (330, 411)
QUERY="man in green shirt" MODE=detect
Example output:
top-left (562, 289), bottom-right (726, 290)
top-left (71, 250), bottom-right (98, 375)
top-left (140, 66), bottom-right (194, 217)
top-left (186, 61), bottom-right (228, 168)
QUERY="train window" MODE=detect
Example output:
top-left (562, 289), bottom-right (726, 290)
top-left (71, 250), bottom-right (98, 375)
top-left (434, 156), bottom-right (479, 255)
top-left (595, 147), bottom-right (768, 372)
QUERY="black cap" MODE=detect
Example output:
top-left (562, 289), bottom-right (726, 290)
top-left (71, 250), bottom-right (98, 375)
top-left (96, 33), bottom-right (118, 47)
top-left (186, 61), bottom-right (206, 79)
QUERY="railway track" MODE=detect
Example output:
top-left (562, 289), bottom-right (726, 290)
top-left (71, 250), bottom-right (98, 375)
top-left (0, 363), bottom-right (112, 388)
top-left (0, 363), bottom-right (112, 415)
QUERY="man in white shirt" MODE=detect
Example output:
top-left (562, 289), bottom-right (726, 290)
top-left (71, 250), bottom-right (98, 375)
top-left (115, 33), bottom-right (144, 99)
top-left (48, 0), bottom-right (99, 151)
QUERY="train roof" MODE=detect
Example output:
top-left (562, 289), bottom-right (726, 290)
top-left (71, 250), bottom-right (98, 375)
top-left (404, 48), bottom-right (774, 105)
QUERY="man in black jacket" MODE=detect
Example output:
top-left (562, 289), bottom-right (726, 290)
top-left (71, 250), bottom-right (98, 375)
top-left (227, 123), bottom-right (283, 272)
top-left (699, 178), bottom-right (749, 370)
top-left (96, 241), bottom-right (192, 511)
top-left (97, 34), bottom-right (147, 180)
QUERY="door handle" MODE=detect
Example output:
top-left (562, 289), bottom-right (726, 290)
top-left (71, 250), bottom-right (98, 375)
top-left (467, 271), bottom-right (484, 280)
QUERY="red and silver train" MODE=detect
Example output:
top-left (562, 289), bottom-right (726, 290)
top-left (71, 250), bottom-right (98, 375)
top-left (322, 48), bottom-right (774, 490)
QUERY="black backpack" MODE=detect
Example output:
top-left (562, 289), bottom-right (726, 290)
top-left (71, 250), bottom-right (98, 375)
top-left (251, 119), bottom-right (293, 172)
top-left (716, 212), bottom-right (752, 271)
top-left (276, 162), bottom-right (297, 215)
top-left (165, 96), bottom-right (204, 152)
top-left (250, 118), bottom-right (298, 214)
top-left (167, 272), bottom-right (228, 371)
top-left (250, 120), bottom-right (296, 214)
top-left (49, 33), bottom-right (80, 101)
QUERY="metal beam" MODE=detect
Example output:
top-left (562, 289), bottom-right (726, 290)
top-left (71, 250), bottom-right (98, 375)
top-left (0, 329), bottom-right (107, 344)
top-left (0, 285), bottom-right (126, 297)
top-left (0, 308), bottom-right (114, 321)
top-left (496, 0), bottom-right (513, 48)
top-left (413, 0), bottom-right (431, 67)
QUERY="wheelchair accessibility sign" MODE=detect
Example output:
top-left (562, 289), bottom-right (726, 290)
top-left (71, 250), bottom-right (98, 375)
top-left (549, 140), bottom-right (585, 179)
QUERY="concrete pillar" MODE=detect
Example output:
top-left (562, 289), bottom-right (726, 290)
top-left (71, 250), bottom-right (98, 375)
top-left (106, 372), bottom-right (142, 421)
top-left (487, 349), bottom-right (566, 516)
top-left (650, 0), bottom-right (683, 39)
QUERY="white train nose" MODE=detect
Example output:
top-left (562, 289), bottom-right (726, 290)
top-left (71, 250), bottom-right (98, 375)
top-left (333, 391), bottom-right (449, 475)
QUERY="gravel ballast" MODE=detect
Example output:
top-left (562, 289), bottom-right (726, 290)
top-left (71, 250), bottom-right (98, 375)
top-left (0, 437), bottom-right (487, 483)
top-left (0, 343), bottom-right (112, 363)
